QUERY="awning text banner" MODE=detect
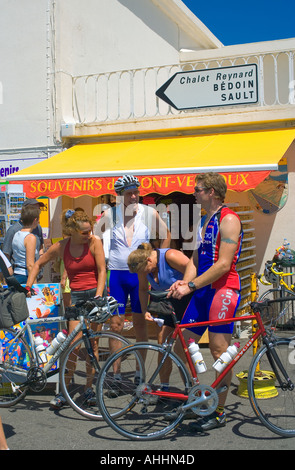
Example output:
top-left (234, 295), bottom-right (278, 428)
top-left (15, 170), bottom-right (271, 199)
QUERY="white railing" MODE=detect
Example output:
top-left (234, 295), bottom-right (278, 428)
top-left (71, 50), bottom-right (295, 125)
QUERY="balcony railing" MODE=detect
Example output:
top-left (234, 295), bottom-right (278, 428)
top-left (71, 50), bottom-right (295, 125)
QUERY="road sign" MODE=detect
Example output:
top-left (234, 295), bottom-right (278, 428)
top-left (156, 64), bottom-right (258, 110)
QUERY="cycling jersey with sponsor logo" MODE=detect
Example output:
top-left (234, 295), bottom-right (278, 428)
top-left (181, 206), bottom-right (243, 335)
top-left (196, 206), bottom-right (243, 290)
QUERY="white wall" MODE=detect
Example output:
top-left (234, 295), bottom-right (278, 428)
top-left (0, 0), bottom-right (50, 150)
top-left (55, 0), bottom-right (208, 77)
top-left (0, 0), bottom-right (214, 150)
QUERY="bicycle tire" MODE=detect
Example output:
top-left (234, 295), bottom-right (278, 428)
top-left (59, 330), bottom-right (130, 420)
top-left (258, 288), bottom-right (295, 301)
top-left (97, 342), bottom-right (191, 440)
top-left (0, 328), bottom-right (32, 407)
top-left (248, 338), bottom-right (295, 437)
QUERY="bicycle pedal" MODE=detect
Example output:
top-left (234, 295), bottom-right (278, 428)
top-left (216, 386), bottom-right (227, 395)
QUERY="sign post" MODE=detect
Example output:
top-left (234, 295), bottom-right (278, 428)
top-left (156, 64), bottom-right (258, 110)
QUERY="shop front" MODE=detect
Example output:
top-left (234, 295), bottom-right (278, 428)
top-left (6, 127), bottom-right (295, 250)
top-left (6, 127), bottom-right (295, 325)
top-left (8, 128), bottom-right (294, 200)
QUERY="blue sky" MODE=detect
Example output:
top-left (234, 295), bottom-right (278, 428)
top-left (182, 0), bottom-right (294, 46)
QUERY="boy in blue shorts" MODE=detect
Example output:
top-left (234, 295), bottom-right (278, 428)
top-left (97, 175), bottom-right (170, 394)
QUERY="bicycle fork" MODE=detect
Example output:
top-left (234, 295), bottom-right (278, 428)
top-left (80, 328), bottom-right (100, 373)
top-left (264, 338), bottom-right (295, 391)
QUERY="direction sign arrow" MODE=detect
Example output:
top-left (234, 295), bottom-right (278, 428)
top-left (156, 64), bottom-right (258, 111)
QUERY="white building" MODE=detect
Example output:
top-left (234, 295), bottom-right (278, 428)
top-left (1, 0), bottom-right (295, 281)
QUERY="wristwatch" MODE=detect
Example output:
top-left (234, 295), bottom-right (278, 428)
top-left (188, 281), bottom-right (197, 291)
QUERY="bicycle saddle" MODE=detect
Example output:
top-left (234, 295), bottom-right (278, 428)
top-left (148, 290), bottom-right (169, 301)
top-left (148, 291), bottom-right (175, 316)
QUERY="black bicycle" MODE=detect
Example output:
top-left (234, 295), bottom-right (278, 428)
top-left (0, 296), bottom-right (130, 420)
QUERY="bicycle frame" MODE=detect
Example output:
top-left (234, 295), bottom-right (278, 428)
top-left (147, 310), bottom-right (265, 402)
top-left (5, 314), bottom-right (98, 388)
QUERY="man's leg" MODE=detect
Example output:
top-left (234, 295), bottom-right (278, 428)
top-left (132, 312), bottom-right (148, 377)
top-left (190, 331), bottom-right (230, 431)
top-left (209, 331), bottom-right (232, 407)
top-left (190, 287), bottom-right (240, 431)
top-left (108, 270), bottom-right (126, 376)
top-left (129, 271), bottom-right (147, 343)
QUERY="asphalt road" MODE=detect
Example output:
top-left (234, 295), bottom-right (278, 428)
top-left (1, 333), bottom-right (295, 453)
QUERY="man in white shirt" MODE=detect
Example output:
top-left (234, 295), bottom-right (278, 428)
top-left (96, 175), bottom-right (170, 393)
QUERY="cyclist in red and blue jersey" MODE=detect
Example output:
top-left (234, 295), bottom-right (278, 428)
top-left (169, 172), bottom-right (243, 432)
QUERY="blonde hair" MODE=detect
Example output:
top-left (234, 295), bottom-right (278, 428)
top-left (195, 172), bottom-right (227, 202)
top-left (128, 243), bottom-right (153, 273)
top-left (61, 209), bottom-right (92, 236)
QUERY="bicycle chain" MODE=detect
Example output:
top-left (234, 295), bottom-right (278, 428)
top-left (27, 366), bottom-right (47, 392)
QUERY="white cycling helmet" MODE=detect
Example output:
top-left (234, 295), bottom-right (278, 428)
top-left (86, 296), bottom-right (119, 323)
top-left (114, 175), bottom-right (140, 195)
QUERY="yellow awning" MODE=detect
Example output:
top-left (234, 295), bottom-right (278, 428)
top-left (7, 128), bottom-right (295, 198)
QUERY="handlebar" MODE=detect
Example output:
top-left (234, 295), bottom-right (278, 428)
top-left (268, 263), bottom-right (289, 276)
top-left (65, 296), bottom-right (119, 323)
top-left (5, 275), bottom-right (33, 295)
top-left (259, 261), bottom-right (295, 290)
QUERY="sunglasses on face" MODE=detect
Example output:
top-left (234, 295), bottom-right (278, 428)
top-left (194, 187), bottom-right (207, 193)
top-left (78, 229), bottom-right (92, 235)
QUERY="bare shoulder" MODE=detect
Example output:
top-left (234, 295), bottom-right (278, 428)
top-left (89, 234), bottom-right (103, 251)
top-left (165, 248), bottom-right (190, 272)
top-left (220, 212), bottom-right (241, 242)
top-left (165, 249), bottom-right (188, 263)
top-left (46, 238), bottom-right (66, 255)
top-left (221, 212), bottom-right (241, 228)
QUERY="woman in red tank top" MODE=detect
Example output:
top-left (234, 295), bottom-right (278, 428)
top-left (26, 209), bottom-right (106, 409)
top-left (26, 209), bottom-right (106, 301)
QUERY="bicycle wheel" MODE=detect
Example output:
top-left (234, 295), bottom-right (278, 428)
top-left (59, 330), bottom-right (130, 420)
top-left (248, 338), bottom-right (295, 437)
top-left (97, 342), bottom-right (191, 440)
top-left (0, 328), bottom-right (32, 407)
top-left (258, 289), bottom-right (295, 330)
top-left (258, 288), bottom-right (283, 301)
